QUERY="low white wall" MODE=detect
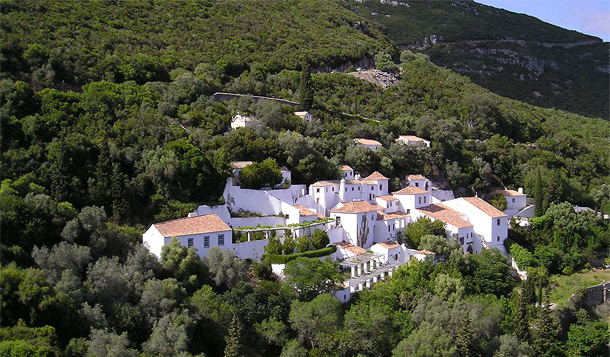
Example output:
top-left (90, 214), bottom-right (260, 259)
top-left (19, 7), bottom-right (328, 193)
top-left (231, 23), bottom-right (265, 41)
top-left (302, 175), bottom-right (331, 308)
top-left (271, 263), bottom-right (286, 278)
top-left (225, 186), bottom-right (283, 216)
top-left (231, 238), bottom-right (283, 260)
top-left (231, 216), bottom-right (285, 228)
top-left (328, 228), bottom-right (345, 244)
top-left (189, 205), bottom-right (231, 223)
top-left (268, 184), bottom-right (308, 204)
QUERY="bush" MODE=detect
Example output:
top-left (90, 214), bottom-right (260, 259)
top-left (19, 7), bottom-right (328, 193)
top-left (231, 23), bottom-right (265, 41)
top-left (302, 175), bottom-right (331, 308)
top-left (311, 229), bottom-right (329, 250)
top-left (265, 236), bottom-right (282, 255)
top-left (263, 245), bottom-right (337, 264)
top-left (283, 236), bottom-right (296, 255)
top-left (296, 236), bottom-right (310, 253)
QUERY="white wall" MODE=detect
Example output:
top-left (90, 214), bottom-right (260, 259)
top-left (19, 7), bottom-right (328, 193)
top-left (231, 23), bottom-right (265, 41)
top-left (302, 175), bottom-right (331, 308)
top-left (231, 216), bottom-right (285, 228)
top-left (506, 195), bottom-right (527, 211)
top-left (189, 205), bottom-right (231, 223)
top-left (169, 230), bottom-right (233, 258)
top-left (143, 226), bottom-right (165, 258)
top-left (232, 239), bottom-right (278, 260)
top-left (328, 228), bottom-right (346, 243)
top-left (267, 184), bottom-right (308, 204)
top-left (225, 185), bottom-right (283, 216)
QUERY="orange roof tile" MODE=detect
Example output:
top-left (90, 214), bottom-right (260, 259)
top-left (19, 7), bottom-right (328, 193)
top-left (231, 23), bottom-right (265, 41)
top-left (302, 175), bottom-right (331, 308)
top-left (354, 138), bottom-right (382, 146)
top-left (341, 165), bottom-right (353, 171)
top-left (154, 214), bottom-right (231, 237)
top-left (490, 189), bottom-right (525, 197)
top-left (330, 201), bottom-right (384, 214)
top-left (392, 186), bottom-right (428, 195)
top-left (462, 197), bottom-right (508, 218)
top-left (415, 249), bottom-right (436, 255)
top-left (377, 210), bottom-right (410, 221)
top-left (364, 171), bottom-right (389, 180)
top-left (280, 166), bottom-right (291, 173)
top-left (232, 161), bottom-right (253, 169)
top-left (377, 195), bottom-right (399, 202)
top-left (312, 180), bottom-right (341, 187)
top-left (417, 204), bottom-right (473, 229)
top-left (335, 242), bottom-right (367, 255)
top-left (407, 174), bottom-right (427, 180)
top-left (398, 135), bottom-right (427, 142)
top-left (377, 240), bottom-right (401, 249)
top-left (293, 205), bottom-right (317, 217)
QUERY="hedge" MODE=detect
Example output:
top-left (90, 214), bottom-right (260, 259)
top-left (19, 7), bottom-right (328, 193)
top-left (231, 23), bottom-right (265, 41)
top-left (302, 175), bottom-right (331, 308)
top-left (263, 245), bottom-right (337, 264)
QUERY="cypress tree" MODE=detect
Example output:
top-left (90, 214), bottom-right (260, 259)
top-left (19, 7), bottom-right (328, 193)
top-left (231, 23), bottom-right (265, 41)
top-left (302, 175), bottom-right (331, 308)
top-left (456, 316), bottom-right (474, 357)
top-left (300, 62), bottom-right (314, 111)
top-left (224, 315), bottom-right (242, 357)
top-left (534, 166), bottom-right (544, 216)
top-left (513, 293), bottom-right (530, 342)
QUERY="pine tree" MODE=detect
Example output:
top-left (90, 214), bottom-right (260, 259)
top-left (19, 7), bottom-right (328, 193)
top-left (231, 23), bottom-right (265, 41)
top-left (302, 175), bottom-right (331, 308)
top-left (513, 293), bottom-right (530, 342)
top-left (224, 315), bottom-right (242, 357)
top-left (531, 295), bottom-right (558, 356)
top-left (534, 166), bottom-right (544, 216)
top-left (299, 62), bottom-right (314, 111)
top-left (456, 316), bottom-right (473, 357)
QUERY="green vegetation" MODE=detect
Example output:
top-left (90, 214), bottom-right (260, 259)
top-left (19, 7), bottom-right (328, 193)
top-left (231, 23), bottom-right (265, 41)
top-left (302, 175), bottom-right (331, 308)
top-left (548, 269), bottom-right (610, 307)
top-left (352, 0), bottom-right (609, 119)
top-left (1, 1), bottom-right (609, 356)
top-left (263, 246), bottom-right (337, 264)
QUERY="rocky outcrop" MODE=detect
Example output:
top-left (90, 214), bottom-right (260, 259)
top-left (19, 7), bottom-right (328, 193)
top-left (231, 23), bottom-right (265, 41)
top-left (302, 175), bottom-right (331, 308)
top-left (347, 69), bottom-right (399, 89)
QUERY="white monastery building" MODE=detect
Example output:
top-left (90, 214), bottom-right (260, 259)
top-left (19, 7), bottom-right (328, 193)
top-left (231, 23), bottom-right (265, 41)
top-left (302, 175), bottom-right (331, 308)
top-left (353, 138), bottom-right (382, 151)
top-left (396, 135), bottom-right (431, 148)
top-left (294, 111), bottom-right (313, 122)
top-left (230, 113), bottom-right (260, 130)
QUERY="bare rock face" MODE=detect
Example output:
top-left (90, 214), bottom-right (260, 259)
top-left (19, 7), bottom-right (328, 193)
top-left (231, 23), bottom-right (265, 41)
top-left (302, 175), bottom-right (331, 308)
top-left (347, 69), bottom-right (398, 89)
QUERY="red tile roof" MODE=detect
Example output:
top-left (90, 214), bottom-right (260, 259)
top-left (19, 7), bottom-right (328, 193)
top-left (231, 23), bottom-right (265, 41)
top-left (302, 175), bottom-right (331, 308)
top-left (490, 189), bottom-right (525, 197)
top-left (232, 161), bottom-right (253, 169)
top-left (462, 197), bottom-right (508, 218)
top-left (377, 210), bottom-right (410, 221)
top-left (354, 138), bottom-right (382, 146)
top-left (341, 165), bottom-right (353, 171)
top-left (407, 174), bottom-right (427, 180)
top-left (392, 186), bottom-right (428, 195)
top-left (415, 249), bottom-right (436, 255)
top-left (376, 195), bottom-right (399, 202)
top-left (335, 242), bottom-right (367, 255)
top-left (364, 171), bottom-right (389, 180)
top-left (154, 214), bottom-right (231, 237)
top-left (293, 205), bottom-right (317, 217)
top-left (330, 201), bottom-right (384, 213)
top-left (417, 204), bottom-right (473, 229)
top-left (312, 180), bottom-right (341, 187)
top-left (398, 135), bottom-right (426, 142)
top-left (377, 240), bottom-right (401, 249)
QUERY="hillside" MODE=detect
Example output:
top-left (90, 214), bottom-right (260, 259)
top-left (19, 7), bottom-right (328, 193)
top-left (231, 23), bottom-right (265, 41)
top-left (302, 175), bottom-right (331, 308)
top-left (350, 0), bottom-right (610, 119)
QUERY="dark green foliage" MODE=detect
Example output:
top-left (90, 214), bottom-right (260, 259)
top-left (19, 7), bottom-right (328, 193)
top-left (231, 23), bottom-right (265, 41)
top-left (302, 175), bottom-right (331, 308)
top-left (283, 258), bottom-right (341, 301)
top-left (240, 158), bottom-right (283, 189)
top-left (310, 229), bottom-right (329, 250)
top-left (299, 63), bottom-right (314, 111)
top-left (224, 315), bottom-right (243, 357)
top-left (264, 246), bottom-right (337, 264)
top-left (266, 236), bottom-right (283, 255)
top-left (488, 193), bottom-right (507, 211)
top-left (289, 294), bottom-right (343, 350)
top-left (469, 249), bottom-right (513, 297)
top-left (405, 217), bottom-right (446, 249)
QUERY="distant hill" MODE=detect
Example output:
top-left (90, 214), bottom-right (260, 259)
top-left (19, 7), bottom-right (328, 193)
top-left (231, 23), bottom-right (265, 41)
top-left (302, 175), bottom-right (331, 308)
top-left (350, 0), bottom-right (609, 119)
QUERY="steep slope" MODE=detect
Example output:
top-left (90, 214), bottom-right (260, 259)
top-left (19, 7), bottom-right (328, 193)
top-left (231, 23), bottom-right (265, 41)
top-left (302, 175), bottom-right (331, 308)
top-left (350, 0), bottom-right (609, 119)
top-left (0, 0), bottom-right (393, 88)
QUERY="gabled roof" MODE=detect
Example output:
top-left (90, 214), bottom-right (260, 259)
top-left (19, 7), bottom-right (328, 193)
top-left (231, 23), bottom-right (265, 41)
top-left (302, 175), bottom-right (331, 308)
top-left (461, 197), bottom-right (508, 218)
top-left (377, 210), bottom-right (410, 221)
top-left (415, 249), bottom-right (436, 255)
top-left (392, 186), bottom-right (428, 195)
top-left (154, 214), bottom-right (231, 237)
top-left (294, 111), bottom-right (310, 116)
top-left (376, 240), bottom-right (401, 249)
top-left (376, 195), bottom-right (399, 202)
top-left (490, 189), bottom-right (525, 197)
top-left (341, 165), bottom-right (354, 171)
top-left (280, 166), bottom-right (291, 173)
top-left (330, 201), bottom-right (384, 214)
top-left (312, 180), bottom-right (341, 187)
top-left (293, 205), bottom-right (317, 217)
top-left (232, 115), bottom-right (258, 123)
top-left (232, 161), bottom-right (253, 169)
top-left (417, 203), bottom-right (473, 229)
top-left (364, 171), bottom-right (389, 180)
top-left (407, 174), bottom-right (427, 180)
top-left (354, 138), bottom-right (382, 146)
top-left (398, 135), bottom-right (427, 142)
top-left (335, 242), bottom-right (367, 255)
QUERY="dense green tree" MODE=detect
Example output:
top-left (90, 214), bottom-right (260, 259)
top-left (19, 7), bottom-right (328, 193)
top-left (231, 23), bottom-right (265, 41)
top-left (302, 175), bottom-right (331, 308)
top-left (224, 315), bottom-right (243, 357)
top-left (310, 229), bottom-right (329, 250)
top-left (405, 217), bottom-right (446, 249)
top-left (289, 294), bottom-right (342, 350)
top-left (299, 63), bottom-right (314, 111)
top-left (203, 247), bottom-right (249, 291)
top-left (266, 236), bottom-right (283, 255)
top-left (240, 158), bottom-right (283, 189)
top-left (393, 321), bottom-right (456, 357)
top-left (283, 258), bottom-right (341, 301)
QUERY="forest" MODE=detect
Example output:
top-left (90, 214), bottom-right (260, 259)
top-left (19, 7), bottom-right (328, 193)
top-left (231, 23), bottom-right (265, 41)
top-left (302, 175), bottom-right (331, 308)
top-left (2, 1), bottom-right (610, 356)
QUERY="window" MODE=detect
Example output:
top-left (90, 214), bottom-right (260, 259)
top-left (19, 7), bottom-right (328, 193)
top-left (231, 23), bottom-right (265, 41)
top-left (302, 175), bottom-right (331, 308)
top-left (371, 186), bottom-right (374, 191)
top-left (497, 219), bottom-right (501, 226)
top-left (188, 238), bottom-right (193, 247)
top-left (358, 187), bottom-right (360, 191)
top-left (496, 236), bottom-right (500, 242)
top-left (418, 197), bottom-right (422, 204)
top-left (371, 215), bottom-right (374, 220)
top-left (352, 187), bottom-right (354, 191)
top-left (285, 214), bottom-right (289, 219)
top-left (407, 209), bottom-right (411, 214)
top-left (512, 198), bottom-right (515, 203)
top-left (380, 185), bottom-right (383, 190)
top-left (218, 234), bottom-right (225, 246)
top-left (388, 226), bottom-right (391, 232)
top-left (415, 183), bottom-right (419, 187)
top-left (424, 196), bottom-right (427, 203)
top-left (316, 188), bottom-right (320, 193)
top-left (460, 237), bottom-right (464, 245)
top-left (204, 236), bottom-right (210, 248)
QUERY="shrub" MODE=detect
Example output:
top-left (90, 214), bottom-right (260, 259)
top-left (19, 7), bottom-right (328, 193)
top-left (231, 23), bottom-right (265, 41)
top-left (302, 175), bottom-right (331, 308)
top-left (263, 245), bottom-right (337, 264)
top-left (310, 229), bottom-right (329, 250)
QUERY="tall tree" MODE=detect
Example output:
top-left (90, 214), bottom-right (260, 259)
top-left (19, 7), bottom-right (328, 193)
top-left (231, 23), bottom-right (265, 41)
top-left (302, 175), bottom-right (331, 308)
top-left (224, 314), bottom-right (243, 357)
top-left (299, 62), bottom-right (314, 111)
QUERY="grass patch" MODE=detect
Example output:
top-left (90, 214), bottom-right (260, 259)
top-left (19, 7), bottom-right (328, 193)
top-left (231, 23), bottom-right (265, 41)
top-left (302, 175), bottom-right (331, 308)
top-left (548, 269), bottom-right (610, 307)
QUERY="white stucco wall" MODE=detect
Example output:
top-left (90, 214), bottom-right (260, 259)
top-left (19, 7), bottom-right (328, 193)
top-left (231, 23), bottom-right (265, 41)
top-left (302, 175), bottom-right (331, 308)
top-left (225, 185), bottom-right (283, 216)
top-left (232, 239), bottom-right (279, 260)
top-left (143, 225), bottom-right (165, 258)
top-left (231, 216), bottom-right (285, 228)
